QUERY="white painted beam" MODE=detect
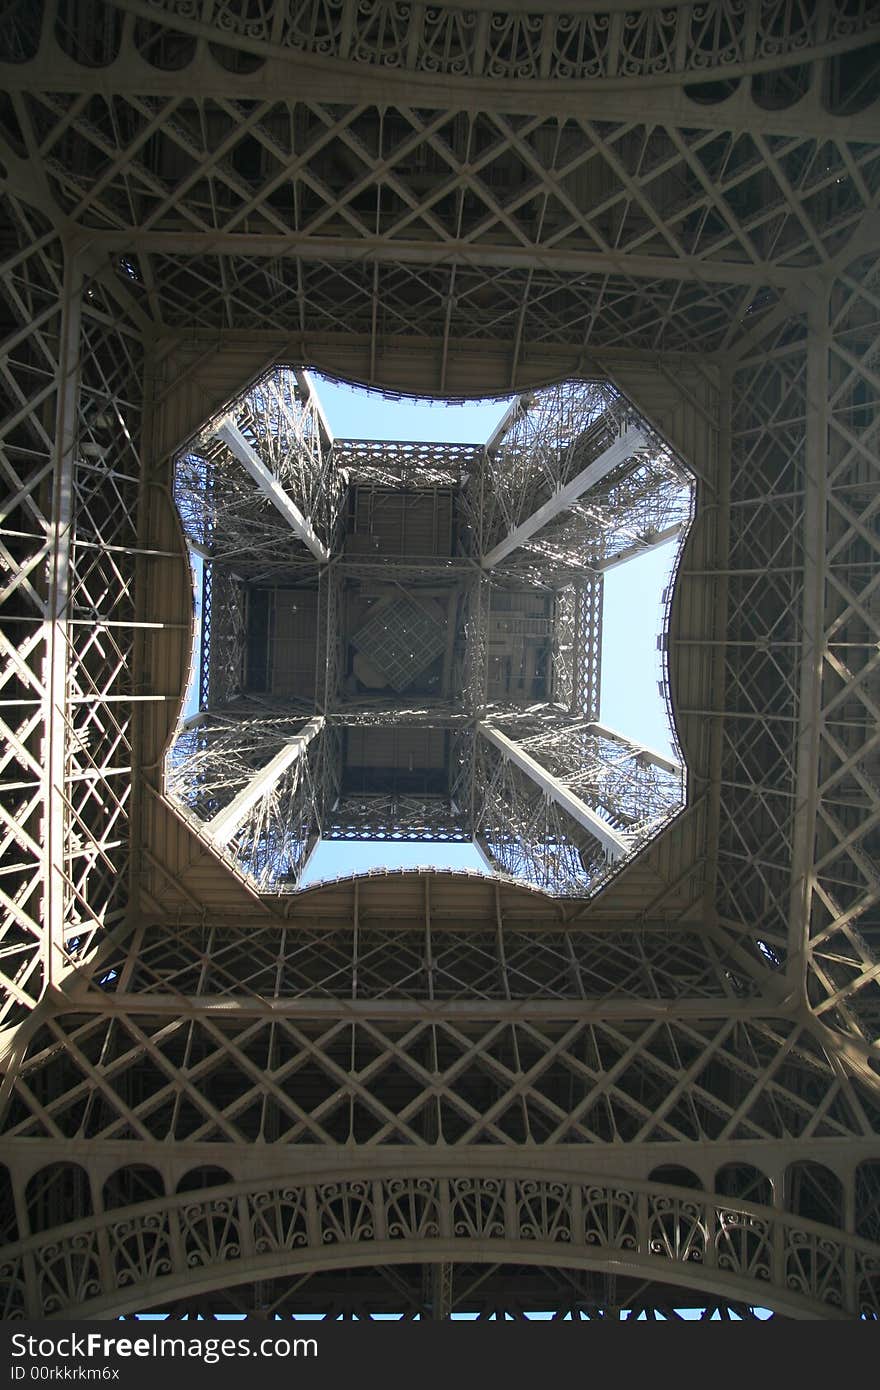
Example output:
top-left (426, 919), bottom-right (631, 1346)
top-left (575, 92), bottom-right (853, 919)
top-left (597, 521), bottom-right (685, 571)
top-left (294, 368), bottom-right (335, 448)
top-left (482, 425), bottom-right (646, 568)
top-left (206, 717), bottom-right (325, 848)
top-left (473, 834), bottom-right (498, 874)
top-left (485, 395), bottom-right (530, 452)
top-left (214, 418), bottom-right (330, 563)
top-left (586, 722), bottom-right (682, 776)
top-left (180, 711), bottom-right (207, 732)
top-left (479, 722), bottom-right (629, 861)
top-left (186, 538), bottom-right (212, 560)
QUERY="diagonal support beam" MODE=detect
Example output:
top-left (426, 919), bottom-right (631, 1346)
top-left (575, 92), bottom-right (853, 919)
top-left (481, 424), bottom-right (646, 568)
top-left (597, 520), bottom-right (685, 571)
top-left (586, 722), bottom-right (682, 776)
top-left (214, 418), bottom-right (330, 562)
top-left (478, 722), bottom-right (629, 861)
top-left (293, 368), bottom-right (334, 449)
top-left (205, 717), bottom-right (325, 848)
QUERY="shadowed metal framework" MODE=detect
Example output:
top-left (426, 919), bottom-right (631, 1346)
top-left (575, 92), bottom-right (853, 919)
top-left (165, 368), bottom-right (691, 896)
top-left (1, 0), bottom-right (879, 1321)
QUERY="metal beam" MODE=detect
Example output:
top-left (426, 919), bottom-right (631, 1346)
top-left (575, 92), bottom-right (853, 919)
top-left (59, 990), bottom-right (775, 1022)
top-left (482, 425), bottom-right (646, 568)
top-left (293, 368), bottom-right (334, 449)
top-left (214, 418), bottom-right (330, 563)
top-left (485, 395), bottom-right (528, 452)
top-left (83, 230), bottom-right (814, 290)
top-left (787, 297), bottom-right (828, 989)
top-left (479, 722), bottom-right (629, 861)
top-left (4, 55), bottom-right (880, 143)
top-left (205, 717), bottom-right (325, 848)
top-left (43, 254), bottom-right (83, 987)
top-left (597, 521), bottom-right (685, 571)
top-left (473, 834), bottom-right (498, 874)
top-left (586, 723), bottom-right (682, 776)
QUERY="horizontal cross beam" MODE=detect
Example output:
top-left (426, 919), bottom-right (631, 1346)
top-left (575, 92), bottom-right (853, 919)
top-left (479, 722), bottom-right (629, 861)
top-left (69, 992), bottom-right (772, 1022)
top-left (482, 424), bottom-right (646, 568)
top-left (205, 717), bottom-right (325, 848)
top-left (214, 418), bottom-right (330, 563)
top-left (85, 230), bottom-right (813, 290)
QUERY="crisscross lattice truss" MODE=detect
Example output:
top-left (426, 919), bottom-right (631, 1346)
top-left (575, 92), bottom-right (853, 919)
top-left (1, 0), bottom-right (879, 1321)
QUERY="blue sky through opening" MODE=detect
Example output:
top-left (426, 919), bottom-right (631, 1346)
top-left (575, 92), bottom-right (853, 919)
top-left (180, 374), bottom-right (683, 886)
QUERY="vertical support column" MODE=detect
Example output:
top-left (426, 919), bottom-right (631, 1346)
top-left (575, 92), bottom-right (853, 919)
top-left (703, 365), bottom-right (732, 925)
top-left (842, 1165), bottom-right (857, 1316)
top-left (43, 252), bottom-right (83, 987)
top-left (788, 296), bottom-right (829, 990)
top-left (427, 1261), bottom-right (453, 1320)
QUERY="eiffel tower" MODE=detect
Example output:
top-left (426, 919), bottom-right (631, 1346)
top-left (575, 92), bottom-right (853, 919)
top-left (1, 0), bottom-right (879, 1321)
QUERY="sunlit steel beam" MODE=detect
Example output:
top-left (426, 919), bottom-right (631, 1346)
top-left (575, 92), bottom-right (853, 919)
top-left (481, 425), bottom-right (646, 568)
top-left (214, 418), bottom-right (331, 563)
top-left (205, 717), bottom-right (325, 848)
top-left (586, 722), bottom-right (682, 776)
top-left (597, 521), bottom-right (685, 571)
top-left (478, 722), bottom-right (629, 861)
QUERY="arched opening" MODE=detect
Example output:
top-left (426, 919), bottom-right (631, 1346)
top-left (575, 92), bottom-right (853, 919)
top-left (133, 19), bottom-right (197, 70)
top-left (55, 0), bottom-right (121, 66)
top-left (823, 45), bottom-right (880, 115)
top-left (176, 1166), bottom-right (237, 1194)
top-left (715, 1163), bottom-right (773, 1208)
top-left (25, 1161), bottom-right (93, 1236)
top-left (647, 1165), bottom-right (701, 1190)
top-left (103, 1164), bottom-right (167, 1211)
top-left (785, 1162), bottom-right (844, 1229)
top-left (856, 1159), bottom-right (880, 1243)
top-left (751, 64), bottom-right (811, 110)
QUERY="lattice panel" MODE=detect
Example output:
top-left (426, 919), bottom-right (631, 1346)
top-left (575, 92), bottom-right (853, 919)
top-left (807, 254), bottom-right (880, 1047)
top-left (63, 276), bottom-right (143, 962)
top-left (351, 596), bottom-right (447, 693)
top-left (0, 197), bottom-right (64, 1025)
top-left (174, 435), bottom-right (321, 576)
top-left (87, 916), bottom-right (759, 1005)
top-left (232, 368), bottom-right (343, 554)
top-left (18, 89), bottom-right (880, 271)
top-left (4, 1007), bottom-right (877, 1147)
top-left (326, 795), bottom-right (467, 843)
top-left (714, 313), bottom-right (808, 968)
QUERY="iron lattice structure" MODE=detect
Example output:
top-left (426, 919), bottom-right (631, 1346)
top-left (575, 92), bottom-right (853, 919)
top-left (0, 0), bottom-right (879, 1321)
top-left (165, 366), bottom-right (690, 897)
